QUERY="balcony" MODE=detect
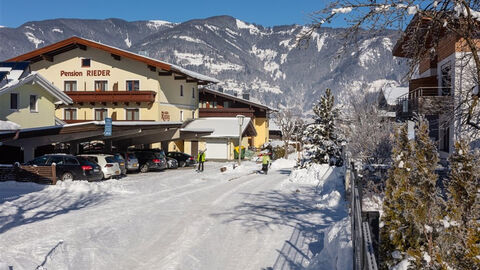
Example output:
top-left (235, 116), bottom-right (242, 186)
top-left (64, 119), bottom-right (156, 124)
top-left (199, 107), bottom-right (255, 117)
top-left (66, 90), bottom-right (156, 104)
top-left (396, 87), bottom-right (454, 119)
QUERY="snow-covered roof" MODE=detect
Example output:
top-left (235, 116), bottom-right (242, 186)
top-left (0, 121), bottom-right (20, 131)
top-left (269, 119), bottom-right (281, 131)
top-left (0, 71), bottom-right (72, 105)
top-left (184, 117), bottom-right (256, 138)
top-left (382, 87), bottom-right (408, 106)
top-left (200, 88), bottom-right (276, 111)
top-left (7, 36), bottom-right (220, 84)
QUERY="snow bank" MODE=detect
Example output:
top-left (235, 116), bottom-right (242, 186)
top-left (0, 262), bottom-right (9, 270)
top-left (270, 158), bottom-right (296, 170)
top-left (306, 216), bottom-right (353, 270)
top-left (286, 163), bottom-right (340, 186)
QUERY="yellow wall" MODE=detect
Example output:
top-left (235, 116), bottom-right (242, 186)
top-left (254, 117), bottom-right (269, 148)
top-left (0, 84), bottom-right (56, 129)
top-left (30, 47), bottom-right (199, 123)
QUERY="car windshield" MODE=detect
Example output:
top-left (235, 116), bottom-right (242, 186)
top-left (126, 153), bottom-right (136, 159)
top-left (114, 154), bottom-right (124, 161)
top-left (156, 150), bottom-right (166, 158)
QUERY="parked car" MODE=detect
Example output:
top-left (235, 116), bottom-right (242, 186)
top-left (166, 152), bottom-right (196, 167)
top-left (131, 150), bottom-right (167, 173)
top-left (122, 152), bottom-right (139, 172)
top-left (112, 153), bottom-right (127, 175)
top-left (24, 154), bottom-right (103, 182)
top-left (166, 157), bottom-right (178, 169)
top-left (78, 154), bottom-right (121, 179)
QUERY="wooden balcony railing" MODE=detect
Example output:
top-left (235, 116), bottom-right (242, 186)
top-left (66, 90), bottom-right (156, 104)
top-left (396, 87), bottom-right (453, 118)
top-left (199, 107), bottom-right (255, 117)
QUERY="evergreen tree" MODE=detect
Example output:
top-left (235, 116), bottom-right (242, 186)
top-left (438, 140), bottom-right (480, 269)
top-left (301, 89), bottom-right (342, 166)
top-left (380, 123), bottom-right (418, 269)
top-left (406, 116), bottom-right (442, 269)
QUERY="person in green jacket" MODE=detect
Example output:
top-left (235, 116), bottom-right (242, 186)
top-left (197, 150), bottom-right (206, 172)
top-left (262, 153), bottom-right (271, 175)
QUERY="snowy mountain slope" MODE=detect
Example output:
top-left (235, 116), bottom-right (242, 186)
top-left (0, 16), bottom-right (408, 112)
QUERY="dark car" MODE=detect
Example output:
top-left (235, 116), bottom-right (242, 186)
top-left (131, 150), bottom-right (167, 173)
top-left (166, 152), bottom-right (196, 167)
top-left (112, 153), bottom-right (127, 175)
top-left (25, 154), bottom-right (103, 182)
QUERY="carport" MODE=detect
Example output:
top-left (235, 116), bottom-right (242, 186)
top-left (0, 121), bottom-right (213, 162)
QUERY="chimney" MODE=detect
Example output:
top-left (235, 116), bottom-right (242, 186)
top-left (242, 92), bottom-right (250, 100)
top-left (218, 87), bottom-right (224, 93)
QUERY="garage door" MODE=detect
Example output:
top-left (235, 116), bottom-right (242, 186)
top-left (206, 139), bottom-right (228, 160)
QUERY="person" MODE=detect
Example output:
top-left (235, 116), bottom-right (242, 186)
top-left (262, 153), bottom-right (271, 175)
top-left (197, 149), bottom-right (206, 172)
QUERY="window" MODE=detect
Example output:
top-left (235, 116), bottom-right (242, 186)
top-left (94, 80), bottom-right (108, 91)
top-left (95, 109), bottom-right (108, 120)
top-left (126, 108), bottom-right (139, 120)
top-left (212, 101), bottom-right (217, 108)
top-left (441, 62), bottom-right (452, 96)
top-left (65, 157), bottom-right (79, 165)
top-left (126, 80), bottom-right (140, 91)
top-left (223, 101), bottom-right (231, 108)
top-left (180, 85), bottom-right (184, 96)
top-left (192, 87), bottom-right (195, 98)
top-left (64, 109), bottom-right (77, 120)
top-left (30, 95), bottom-right (38, 112)
top-left (64, 81), bottom-right (77, 91)
top-left (81, 58), bottom-right (91, 67)
top-left (180, 110), bottom-right (184, 121)
top-left (10, 93), bottom-right (18, 110)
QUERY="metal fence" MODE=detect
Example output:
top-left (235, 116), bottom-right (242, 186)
top-left (347, 162), bottom-right (378, 270)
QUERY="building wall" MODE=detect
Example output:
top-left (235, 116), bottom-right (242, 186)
top-left (0, 84), bottom-right (56, 128)
top-left (253, 117), bottom-right (269, 148)
top-left (30, 47), bottom-right (199, 123)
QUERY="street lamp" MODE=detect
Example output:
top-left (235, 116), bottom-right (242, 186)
top-left (236, 115), bottom-right (245, 166)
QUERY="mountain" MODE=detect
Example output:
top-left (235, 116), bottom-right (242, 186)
top-left (0, 16), bottom-right (408, 112)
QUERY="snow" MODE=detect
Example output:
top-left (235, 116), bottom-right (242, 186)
top-left (51, 28), bottom-right (63, 33)
top-left (173, 51), bottom-right (243, 75)
top-left (184, 117), bottom-right (252, 138)
top-left (0, 121), bottom-right (20, 131)
top-left (124, 35), bottom-right (131, 48)
top-left (0, 25), bottom-right (5, 28)
top-left (423, 252), bottom-right (431, 264)
top-left (0, 158), bottom-right (351, 269)
top-left (332, 7), bottom-right (353, 14)
top-left (235, 19), bottom-right (262, 35)
top-left (24, 32), bottom-right (44, 48)
top-left (392, 250), bottom-right (402, 259)
top-left (382, 86), bottom-right (409, 106)
top-left (146, 20), bottom-right (173, 30)
top-left (392, 258), bottom-right (411, 270)
top-left (407, 5), bottom-right (418, 15)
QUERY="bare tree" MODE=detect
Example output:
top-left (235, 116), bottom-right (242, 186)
top-left (299, 0), bottom-right (480, 132)
top-left (272, 108), bottom-right (303, 158)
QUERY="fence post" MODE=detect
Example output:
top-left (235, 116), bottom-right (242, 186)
top-left (51, 164), bottom-right (57, 185)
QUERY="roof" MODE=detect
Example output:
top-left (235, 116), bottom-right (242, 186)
top-left (381, 87), bottom-right (408, 106)
top-left (0, 64), bottom-right (73, 105)
top-left (6, 36), bottom-right (219, 84)
top-left (200, 88), bottom-right (275, 111)
top-left (0, 121), bottom-right (20, 131)
top-left (184, 117), bottom-right (257, 138)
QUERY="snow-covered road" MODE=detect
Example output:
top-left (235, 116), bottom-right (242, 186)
top-left (0, 160), bottom-right (351, 270)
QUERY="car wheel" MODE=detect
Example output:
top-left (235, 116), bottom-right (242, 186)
top-left (179, 161), bottom-right (186, 167)
top-left (61, 172), bottom-right (74, 181)
top-left (140, 164), bottom-right (149, 173)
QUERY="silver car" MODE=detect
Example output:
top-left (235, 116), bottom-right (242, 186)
top-left (123, 153), bottom-right (139, 172)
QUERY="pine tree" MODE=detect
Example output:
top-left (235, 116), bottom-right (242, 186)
top-left (301, 89), bottom-right (342, 166)
top-left (406, 116), bottom-right (442, 269)
top-left (438, 140), bottom-right (480, 269)
top-left (380, 123), bottom-right (417, 269)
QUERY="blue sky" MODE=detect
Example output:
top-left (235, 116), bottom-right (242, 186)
top-left (0, 0), bottom-right (334, 28)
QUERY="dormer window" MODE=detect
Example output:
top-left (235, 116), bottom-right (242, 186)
top-left (82, 58), bottom-right (91, 67)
